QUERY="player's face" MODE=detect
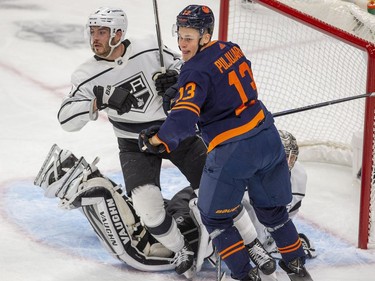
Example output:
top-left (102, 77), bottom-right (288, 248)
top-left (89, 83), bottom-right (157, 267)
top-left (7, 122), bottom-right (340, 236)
top-left (177, 27), bottom-right (201, 62)
top-left (89, 26), bottom-right (112, 57)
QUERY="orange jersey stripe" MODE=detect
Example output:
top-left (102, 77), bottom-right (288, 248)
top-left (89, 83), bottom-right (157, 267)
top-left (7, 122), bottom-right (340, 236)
top-left (207, 109), bottom-right (265, 152)
top-left (172, 101), bottom-right (200, 116)
top-left (219, 240), bottom-right (245, 260)
top-left (278, 239), bottom-right (302, 254)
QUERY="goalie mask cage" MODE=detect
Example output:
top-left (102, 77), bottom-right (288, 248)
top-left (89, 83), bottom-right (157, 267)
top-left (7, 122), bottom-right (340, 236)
top-left (218, 0), bottom-right (375, 249)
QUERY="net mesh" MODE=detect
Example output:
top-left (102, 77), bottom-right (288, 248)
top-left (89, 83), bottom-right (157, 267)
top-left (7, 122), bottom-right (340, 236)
top-left (226, 0), bottom-right (370, 165)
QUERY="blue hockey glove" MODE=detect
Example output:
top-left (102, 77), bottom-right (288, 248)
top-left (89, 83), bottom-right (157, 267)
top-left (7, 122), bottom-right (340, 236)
top-left (138, 125), bottom-right (166, 154)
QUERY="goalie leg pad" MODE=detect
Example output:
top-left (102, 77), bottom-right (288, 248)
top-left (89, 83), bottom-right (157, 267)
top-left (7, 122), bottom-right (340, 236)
top-left (34, 144), bottom-right (79, 198)
top-left (80, 179), bottom-right (174, 271)
top-left (189, 198), bottom-right (214, 272)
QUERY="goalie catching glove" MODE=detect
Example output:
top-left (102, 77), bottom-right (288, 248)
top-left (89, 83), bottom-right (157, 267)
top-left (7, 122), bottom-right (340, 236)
top-left (93, 85), bottom-right (138, 115)
top-left (138, 125), bottom-right (166, 154)
top-left (153, 69), bottom-right (179, 96)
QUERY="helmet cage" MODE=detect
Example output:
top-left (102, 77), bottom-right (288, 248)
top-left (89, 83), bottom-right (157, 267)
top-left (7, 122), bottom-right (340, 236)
top-left (278, 130), bottom-right (299, 170)
top-left (285, 148), bottom-right (299, 170)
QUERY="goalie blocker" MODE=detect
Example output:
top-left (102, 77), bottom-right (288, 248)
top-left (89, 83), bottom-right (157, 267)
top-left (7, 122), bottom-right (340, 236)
top-left (34, 144), bottom-right (214, 272)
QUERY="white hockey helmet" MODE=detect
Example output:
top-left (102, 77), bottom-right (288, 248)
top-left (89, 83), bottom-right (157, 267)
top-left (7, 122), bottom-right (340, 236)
top-left (86, 7), bottom-right (128, 54)
top-left (278, 130), bottom-right (299, 170)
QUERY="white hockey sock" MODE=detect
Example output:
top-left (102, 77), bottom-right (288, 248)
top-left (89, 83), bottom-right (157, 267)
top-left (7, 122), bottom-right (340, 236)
top-left (132, 184), bottom-right (184, 252)
top-left (233, 207), bottom-right (257, 245)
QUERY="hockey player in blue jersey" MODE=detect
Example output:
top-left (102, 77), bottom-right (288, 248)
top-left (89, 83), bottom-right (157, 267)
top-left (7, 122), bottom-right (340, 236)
top-left (139, 5), bottom-right (313, 281)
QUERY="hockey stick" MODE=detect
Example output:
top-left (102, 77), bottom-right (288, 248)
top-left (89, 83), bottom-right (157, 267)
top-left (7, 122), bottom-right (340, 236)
top-left (216, 253), bottom-right (225, 281)
top-left (152, 0), bottom-right (166, 73)
top-left (273, 92), bottom-right (374, 118)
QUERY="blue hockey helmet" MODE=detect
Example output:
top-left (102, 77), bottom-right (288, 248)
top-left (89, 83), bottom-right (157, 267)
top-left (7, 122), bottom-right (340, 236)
top-left (176, 5), bottom-right (214, 36)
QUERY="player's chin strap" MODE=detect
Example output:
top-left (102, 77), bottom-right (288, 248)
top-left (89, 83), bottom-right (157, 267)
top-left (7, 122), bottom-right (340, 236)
top-left (105, 36), bottom-right (122, 58)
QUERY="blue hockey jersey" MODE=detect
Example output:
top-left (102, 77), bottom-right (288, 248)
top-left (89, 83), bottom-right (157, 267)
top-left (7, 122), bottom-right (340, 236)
top-left (156, 40), bottom-right (274, 152)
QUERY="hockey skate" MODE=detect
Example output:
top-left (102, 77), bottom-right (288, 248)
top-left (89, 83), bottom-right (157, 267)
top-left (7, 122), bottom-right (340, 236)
top-left (298, 233), bottom-right (317, 259)
top-left (239, 267), bottom-right (261, 281)
top-left (173, 239), bottom-right (196, 279)
top-left (264, 233), bottom-right (316, 261)
top-left (247, 238), bottom-right (276, 275)
top-left (279, 257), bottom-right (313, 281)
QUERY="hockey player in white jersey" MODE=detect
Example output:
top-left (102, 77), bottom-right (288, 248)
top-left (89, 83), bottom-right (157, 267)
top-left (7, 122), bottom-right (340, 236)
top-left (56, 7), bottom-right (210, 278)
top-left (243, 130), bottom-right (317, 260)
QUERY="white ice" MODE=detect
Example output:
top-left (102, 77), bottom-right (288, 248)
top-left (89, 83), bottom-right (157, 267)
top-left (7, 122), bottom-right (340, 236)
top-left (0, 0), bottom-right (374, 280)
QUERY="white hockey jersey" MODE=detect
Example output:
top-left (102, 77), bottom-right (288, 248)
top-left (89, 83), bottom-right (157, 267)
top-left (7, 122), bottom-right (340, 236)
top-left (57, 34), bottom-right (182, 139)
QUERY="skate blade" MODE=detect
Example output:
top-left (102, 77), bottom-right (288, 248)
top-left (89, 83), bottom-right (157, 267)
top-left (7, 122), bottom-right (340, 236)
top-left (182, 265), bottom-right (196, 280)
top-left (286, 272), bottom-right (314, 281)
top-left (260, 271), bottom-right (278, 281)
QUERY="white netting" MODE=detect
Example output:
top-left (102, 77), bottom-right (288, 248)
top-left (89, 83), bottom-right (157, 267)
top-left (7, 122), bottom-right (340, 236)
top-left (227, 0), bottom-right (372, 165)
top-left (226, 0), bottom-right (375, 248)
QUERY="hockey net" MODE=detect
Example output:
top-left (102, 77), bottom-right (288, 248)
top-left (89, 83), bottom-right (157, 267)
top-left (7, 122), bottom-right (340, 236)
top-left (218, 0), bottom-right (375, 248)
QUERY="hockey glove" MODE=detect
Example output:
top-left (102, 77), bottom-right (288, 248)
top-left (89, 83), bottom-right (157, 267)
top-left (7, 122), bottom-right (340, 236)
top-left (138, 125), bottom-right (166, 154)
top-left (153, 69), bottom-right (179, 96)
top-left (93, 85), bottom-right (139, 115)
top-left (162, 82), bottom-right (179, 116)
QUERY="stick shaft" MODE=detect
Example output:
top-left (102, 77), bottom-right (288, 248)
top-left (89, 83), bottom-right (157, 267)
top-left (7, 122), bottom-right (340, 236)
top-left (152, 0), bottom-right (165, 73)
top-left (273, 93), bottom-right (373, 117)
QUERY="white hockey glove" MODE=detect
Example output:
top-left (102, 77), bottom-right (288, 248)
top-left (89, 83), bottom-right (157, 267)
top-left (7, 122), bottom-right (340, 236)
top-left (93, 85), bottom-right (138, 115)
top-left (153, 69), bottom-right (179, 96)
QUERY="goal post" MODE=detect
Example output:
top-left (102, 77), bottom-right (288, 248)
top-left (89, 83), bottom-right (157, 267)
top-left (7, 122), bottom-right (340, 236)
top-left (218, 0), bottom-right (375, 249)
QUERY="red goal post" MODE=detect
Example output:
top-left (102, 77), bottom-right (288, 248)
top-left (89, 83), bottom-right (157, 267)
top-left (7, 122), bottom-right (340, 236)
top-left (218, 0), bottom-right (375, 249)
